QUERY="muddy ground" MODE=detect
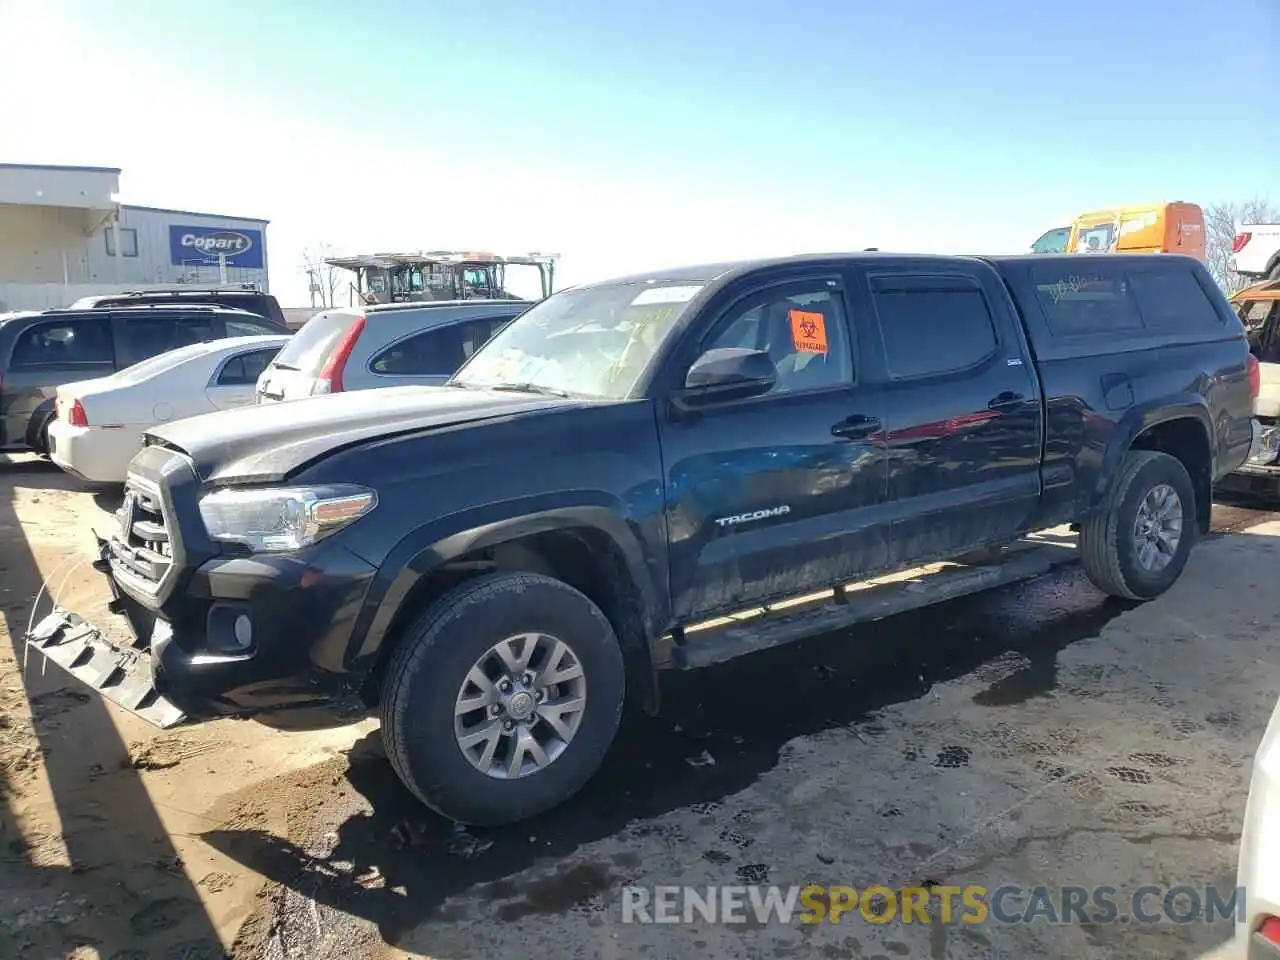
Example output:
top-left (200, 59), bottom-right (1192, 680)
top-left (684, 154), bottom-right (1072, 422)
top-left (1, 451), bottom-right (1278, 960)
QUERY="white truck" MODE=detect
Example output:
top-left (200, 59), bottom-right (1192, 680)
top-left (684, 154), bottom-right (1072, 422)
top-left (1233, 224), bottom-right (1280, 281)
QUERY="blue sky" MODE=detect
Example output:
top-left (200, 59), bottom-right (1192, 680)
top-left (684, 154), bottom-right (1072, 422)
top-left (2, 0), bottom-right (1277, 304)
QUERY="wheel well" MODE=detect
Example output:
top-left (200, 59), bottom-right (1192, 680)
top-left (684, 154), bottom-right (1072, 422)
top-left (1129, 417), bottom-right (1211, 533)
top-left (362, 527), bottom-right (656, 710)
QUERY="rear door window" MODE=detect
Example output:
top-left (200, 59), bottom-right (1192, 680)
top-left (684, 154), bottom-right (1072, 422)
top-left (371, 317), bottom-right (510, 376)
top-left (1074, 222), bottom-right (1115, 253)
top-left (9, 318), bottom-right (115, 367)
top-left (870, 275), bottom-right (998, 379)
top-left (119, 312), bottom-right (217, 361)
top-left (1030, 264), bottom-right (1145, 337)
top-left (1128, 270), bottom-right (1222, 332)
top-left (269, 311), bottom-right (361, 375)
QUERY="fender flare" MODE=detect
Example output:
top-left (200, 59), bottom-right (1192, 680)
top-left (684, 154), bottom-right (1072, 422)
top-left (1089, 396), bottom-right (1213, 512)
top-left (347, 490), bottom-right (665, 671)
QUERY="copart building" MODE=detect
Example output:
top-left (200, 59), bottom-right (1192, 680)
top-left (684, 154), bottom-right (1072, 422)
top-left (0, 162), bottom-right (269, 311)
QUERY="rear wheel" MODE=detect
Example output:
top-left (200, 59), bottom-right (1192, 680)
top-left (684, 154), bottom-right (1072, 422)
top-left (1080, 450), bottom-right (1196, 600)
top-left (379, 571), bottom-right (625, 825)
top-left (25, 412), bottom-right (53, 457)
top-left (35, 421), bottom-right (51, 459)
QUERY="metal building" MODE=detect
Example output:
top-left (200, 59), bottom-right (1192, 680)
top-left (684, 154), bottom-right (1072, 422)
top-left (0, 162), bottom-right (269, 311)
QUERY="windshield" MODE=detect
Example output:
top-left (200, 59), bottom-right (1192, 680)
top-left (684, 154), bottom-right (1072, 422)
top-left (451, 280), bottom-right (705, 398)
top-left (1032, 227), bottom-right (1069, 254)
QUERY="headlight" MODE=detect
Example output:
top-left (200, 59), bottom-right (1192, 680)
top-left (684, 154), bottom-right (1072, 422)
top-left (1248, 423), bottom-right (1280, 466)
top-left (198, 484), bottom-right (377, 553)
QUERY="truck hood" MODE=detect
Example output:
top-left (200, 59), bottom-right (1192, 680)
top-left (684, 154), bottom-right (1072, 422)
top-left (145, 385), bottom-right (570, 484)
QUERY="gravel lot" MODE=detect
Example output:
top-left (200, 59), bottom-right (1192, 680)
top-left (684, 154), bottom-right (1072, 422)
top-left (1, 452), bottom-right (1278, 960)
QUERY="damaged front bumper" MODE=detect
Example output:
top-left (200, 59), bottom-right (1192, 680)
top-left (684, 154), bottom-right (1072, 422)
top-left (26, 538), bottom-right (185, 728)
top-left (25, 523), bottom-right (382, 729)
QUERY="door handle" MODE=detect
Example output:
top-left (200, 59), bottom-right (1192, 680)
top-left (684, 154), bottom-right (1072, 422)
top-left (987, 391), bottom-right (1024, 411)
top-left (831, 414), bottom-right (882, 440)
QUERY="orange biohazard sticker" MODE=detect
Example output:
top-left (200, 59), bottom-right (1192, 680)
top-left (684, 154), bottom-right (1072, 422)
top-left (789, 309), bottom-right (828, 354)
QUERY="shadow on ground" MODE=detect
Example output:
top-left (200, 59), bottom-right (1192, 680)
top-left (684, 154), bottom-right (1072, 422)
top-left (0, 456), bottom-right (225, 958)
top-left (205, 563), bottom-right (1138, 949)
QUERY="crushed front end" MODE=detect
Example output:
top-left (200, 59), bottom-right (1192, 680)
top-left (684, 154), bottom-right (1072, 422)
top-left (25, 444), bottom-right (380, 727)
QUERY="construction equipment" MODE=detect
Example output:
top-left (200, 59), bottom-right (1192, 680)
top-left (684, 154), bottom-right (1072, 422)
top-left (325, 250), bottom-right (558, 306)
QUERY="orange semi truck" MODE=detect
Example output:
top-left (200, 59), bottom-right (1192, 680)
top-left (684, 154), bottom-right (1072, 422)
top-left (1031, 203), bottom-right (1205, 260)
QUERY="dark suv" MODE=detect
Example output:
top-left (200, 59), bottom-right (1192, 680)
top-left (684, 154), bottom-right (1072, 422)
top-left (70, 288), bottom-right (288, 328)
top-left (0, 304), bottom-right (288, 453)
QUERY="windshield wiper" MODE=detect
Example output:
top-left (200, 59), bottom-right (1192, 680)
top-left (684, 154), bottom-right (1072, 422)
top-left (488, 382), bottom-right (574, 398)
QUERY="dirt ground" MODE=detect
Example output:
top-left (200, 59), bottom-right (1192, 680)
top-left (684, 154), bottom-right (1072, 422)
top-left (1, 451), bottom-right (1279, 960)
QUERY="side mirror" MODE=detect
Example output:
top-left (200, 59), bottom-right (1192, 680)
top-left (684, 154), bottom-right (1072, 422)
top-left (673, 347), bottom-right (776, 410)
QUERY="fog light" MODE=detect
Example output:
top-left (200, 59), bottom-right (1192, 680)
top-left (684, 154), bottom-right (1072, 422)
top-left (205, 603), bottom-right (256, 656)
top-left (233, 614), bottom-right (253, 649)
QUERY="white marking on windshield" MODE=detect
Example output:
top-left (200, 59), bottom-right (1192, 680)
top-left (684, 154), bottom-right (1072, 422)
top-left (630, 285), bottom-right (703, 306)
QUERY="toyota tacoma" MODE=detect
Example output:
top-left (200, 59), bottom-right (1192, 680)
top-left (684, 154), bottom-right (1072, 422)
top-left (29, 252), bottom-right (1256, 825)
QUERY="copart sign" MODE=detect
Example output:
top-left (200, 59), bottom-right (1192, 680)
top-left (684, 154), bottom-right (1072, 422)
top-left (168, 225), bottom-right (265, 269)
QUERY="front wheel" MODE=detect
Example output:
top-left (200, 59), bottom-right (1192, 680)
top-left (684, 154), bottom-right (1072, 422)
top-left (1080, 450), bottom-right (1197, 600)
top-left (379, 571), bottom-right (626, 825)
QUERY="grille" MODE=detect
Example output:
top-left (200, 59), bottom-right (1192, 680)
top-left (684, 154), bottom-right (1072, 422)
top-left (110, 480), bottom-right (173, 586)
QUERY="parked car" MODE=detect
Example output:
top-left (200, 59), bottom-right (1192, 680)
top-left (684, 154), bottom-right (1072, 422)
top-left (70, 287), bottom-right (288, 329)
top-left (48, 335), bottom-right (290, 484)
top-left (29, 252), bottom-right (1254, 826)
top-left (1233, 224), bottom-right (1280, 282)
top-left (0, 304), bottom-right (288, 454)
top-left (1236, 693), bottom-right (1280, 957)
top-left (1031, 202), bottom-right (1205, 259)
top-left (1220, 279), bottom-right (1280, 497)
top-left (254, 299), bottom-right (526, 402)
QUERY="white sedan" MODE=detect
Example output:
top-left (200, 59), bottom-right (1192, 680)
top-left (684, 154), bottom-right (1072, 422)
top-left (48, 335), bottom-right (289, 483)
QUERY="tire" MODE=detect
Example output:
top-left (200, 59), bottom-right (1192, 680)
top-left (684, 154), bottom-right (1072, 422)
top-left (380, 571), bottom-right (626, 826)
top-left (25, 413), bottom-right (52, 457)
top-left (1080, 450), bottom-right (1197, 600)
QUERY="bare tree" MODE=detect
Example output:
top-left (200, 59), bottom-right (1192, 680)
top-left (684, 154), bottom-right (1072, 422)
top-left (300, 243), bottom-right (345, 309)
top-left (1205, 197), bottom-right (1280, 294)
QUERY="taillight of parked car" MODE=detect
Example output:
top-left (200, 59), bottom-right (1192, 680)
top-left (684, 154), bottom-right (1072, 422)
top-left (1257, 916), bottom-right (1280, 948)
top-left (1233, 232), bottom-right (1253, 254)
top-left (65, 399), bottom-right (89, 427)
top-left (1248, 354), bottom-right (1261, 401)
top-left (313, 314), bottom-right (367, 395)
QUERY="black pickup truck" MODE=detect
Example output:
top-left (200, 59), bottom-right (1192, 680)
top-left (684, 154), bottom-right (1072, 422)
top-left (30, 252), bottom-right (1256, 825)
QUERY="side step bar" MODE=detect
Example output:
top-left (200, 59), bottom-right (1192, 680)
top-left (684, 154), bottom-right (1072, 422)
top-left (669, 540), bottom-right (1078, 671)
